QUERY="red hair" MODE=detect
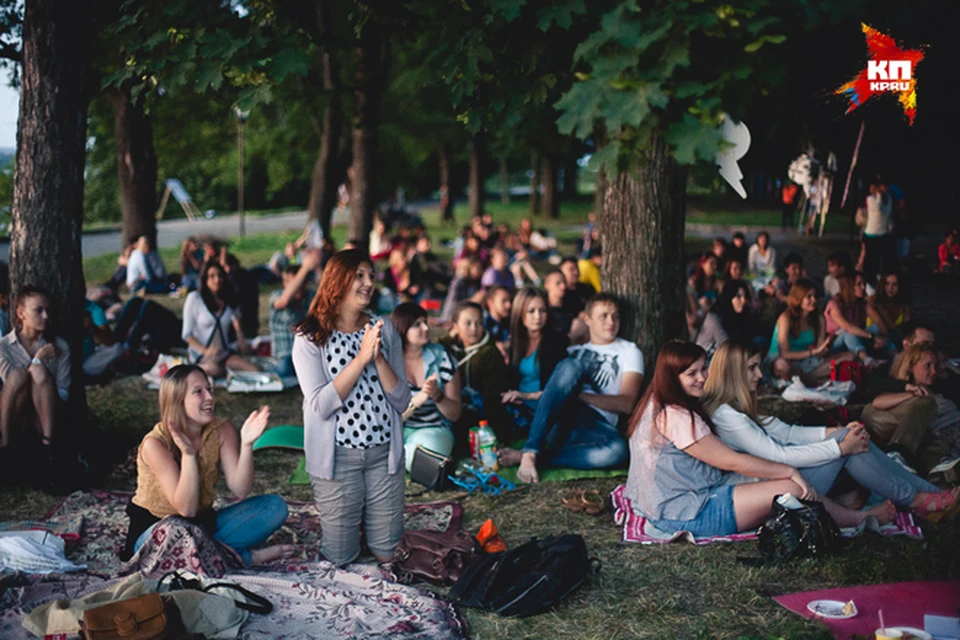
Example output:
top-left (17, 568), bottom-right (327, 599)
top-left (626, 340), bottom-right (714, 443)
top-left (295, 249), bottom-right (372, 345)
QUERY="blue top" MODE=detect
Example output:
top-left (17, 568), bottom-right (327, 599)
top-left (768, 325), bottom-right (816, 358)
top-left (518, 350), bottom-right (541, 408)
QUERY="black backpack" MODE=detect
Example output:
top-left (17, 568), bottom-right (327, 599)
top-left (447, 534), bottom-right (595, 618)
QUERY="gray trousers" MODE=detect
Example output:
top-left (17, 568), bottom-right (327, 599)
top-left (309, 443), bottom-right (405, 566)
top-left (800, 429), bottom-right (937, 507)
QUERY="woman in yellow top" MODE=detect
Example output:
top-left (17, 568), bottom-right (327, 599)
top-left (122, 364), bottom-right (295, 565)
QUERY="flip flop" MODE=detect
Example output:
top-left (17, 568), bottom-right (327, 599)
top-left (561, 489), bottom-right (585, 512)
top-left (580, 489), bottom-right (605, 515)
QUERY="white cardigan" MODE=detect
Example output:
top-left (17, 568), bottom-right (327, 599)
top-left (711, 403), bottom-right (840, 468)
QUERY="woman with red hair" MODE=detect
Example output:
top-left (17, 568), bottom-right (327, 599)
top-left (292, 250), bottom-right (410, 566)
top-left (624, 341), bottom-right (890, 537)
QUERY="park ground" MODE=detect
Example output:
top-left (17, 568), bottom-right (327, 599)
top-left (1, 198), bottom-right (958, 639)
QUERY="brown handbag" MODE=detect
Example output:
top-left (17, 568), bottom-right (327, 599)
top-left (81, 593), bottom-right (168, 640)
top-left (393, 529), bottom-right (478, 586)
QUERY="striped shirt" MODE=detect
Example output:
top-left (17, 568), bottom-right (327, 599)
top-left (405, 343), bottom-right (457, 430)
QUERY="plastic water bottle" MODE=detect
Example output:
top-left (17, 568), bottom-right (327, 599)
top-left (476, 420), bottom-right (499, 471)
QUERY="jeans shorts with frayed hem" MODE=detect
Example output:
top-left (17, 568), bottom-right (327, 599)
top-left (650, 484), bottom-right (738, 537)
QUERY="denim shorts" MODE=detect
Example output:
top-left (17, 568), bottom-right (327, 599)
top-left (651, 484), bottom-right (738, 537)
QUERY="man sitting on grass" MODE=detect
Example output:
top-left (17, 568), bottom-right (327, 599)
top-left (269, 250), bottom-right (320, 377)
top-left (499, 293), bottom-right (643, 483)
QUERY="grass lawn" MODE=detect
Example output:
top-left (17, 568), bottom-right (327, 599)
top-left (1, 198), bottom-right (954, 639)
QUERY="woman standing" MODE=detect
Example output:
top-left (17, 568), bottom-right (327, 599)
top-left (391, 302), bottom-right (462, 470)
top-left (293, 250), bottom-right (410, 566)
top-left (123, 365), bottom-right (293, 563)
top-left (182, 261), bottom-right (258, 377)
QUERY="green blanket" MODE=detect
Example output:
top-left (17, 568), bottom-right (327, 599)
top-left (252, 425), bottom-right (304, 452)
top-left (289, 455), bottom-right (625, 485)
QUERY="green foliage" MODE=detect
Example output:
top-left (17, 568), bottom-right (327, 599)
top-left (554, 0), bottom-right (794, 173)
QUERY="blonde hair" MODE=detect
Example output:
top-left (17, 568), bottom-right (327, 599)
top-left (890, 344), bottom-right (937, 383)
top-left (702, 340), bottom-right (768, 425)
top-left (157, 364), bottom-right (209, 444)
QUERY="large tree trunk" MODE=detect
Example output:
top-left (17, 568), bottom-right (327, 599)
top-left (541, 153), bottom-right (559, 219)
top-left (308, 48), bottom-right (346, 239)
top-left (11, 0), bottom-right (92, 415)
top-left (347, 22), bottom-right (384, 244)
top-left (601, 133), bottom-right (687, 366)
top-left (107, 88), bottom-right (157, 248)
top-left (468, 133), bottom-right (484, 219)
top-left (438, 144), bottom-right (453, 221)
top-left (593, 163), bottom-right (607, 215)
top-left (499, 156), bottom-right (510, 204)
top-left (529, 148), bottom-right (541, 215)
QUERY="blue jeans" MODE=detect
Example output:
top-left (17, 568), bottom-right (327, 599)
top-left (272, 355), bottom-right (295, 378)
top-left (800, 429), bottom-right (936, 507)
top-left (833, 330), bottom-right (868, 355)
top-left (652, 484), bottom-right (738, 537)
top-left (133, 494), bottom-right (288, 565)
top-left (522, 357), bottom-right (627, 469)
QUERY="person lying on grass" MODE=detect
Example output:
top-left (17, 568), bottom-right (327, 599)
top-left (500, 293), bottom-right (642, 483)
top-left (624, 341), bottom-right (895, 538)
top-left (122, 364), bottom-right (295, 564)
top-left (704, 340), bottom-right (959, 523)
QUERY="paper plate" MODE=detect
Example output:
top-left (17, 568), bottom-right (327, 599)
top-left (888, 628), bottom-right (932, 640)
top-left (806, 599), bottom-right (857, 619)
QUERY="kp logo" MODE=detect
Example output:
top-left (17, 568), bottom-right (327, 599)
top-left (835, 23), bottom-right (925, 125)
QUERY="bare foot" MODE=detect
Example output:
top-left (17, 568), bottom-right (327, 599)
top-left (865, 500), bottom-right (896, 526)
top-left (498, 447), bottom-right (522, 467)
top-left (250, 544), bottom-right (298, 565)
top-left (517, 452), bottom-right (539, 484)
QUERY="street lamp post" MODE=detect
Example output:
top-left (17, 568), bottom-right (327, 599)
top-left (234, 106), bottom-right (251, 237)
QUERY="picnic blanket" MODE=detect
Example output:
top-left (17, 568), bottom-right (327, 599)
top-left (610, 484), bottom-right (923, 545)
top-left (0, 491), bottom-right (467, 639)
top-left (773, 581), bottom-right (960, 640)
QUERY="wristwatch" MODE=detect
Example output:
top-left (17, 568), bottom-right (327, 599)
top-left (31, 356), bottom-right (42, 366)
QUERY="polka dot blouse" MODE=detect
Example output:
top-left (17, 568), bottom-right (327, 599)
top-left (327, 325), bottom-right (391, 448)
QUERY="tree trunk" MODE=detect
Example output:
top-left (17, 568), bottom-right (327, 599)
top-left (438, 144), bottom-right (453, 221)
top-left (347, 22), bottom-right (384, 244)
top-left (11, 0), bottom-right (92, 415)
top-left (541, 153), bottom-right (559, 219)
top-left (308, 48), bottom-right (346, 239)
top-left (601, 132), bottom-right (687, 367)
top-left (593, 163), bottom-right (607, 215)
top-left (499, 156), bottom-right (510, 204)
top-left (468, 133), bottom-right (484, 219)
top-left (107, 88), bottom-right (157, 248)
top-left (529, 148), bottom-right (541, 215)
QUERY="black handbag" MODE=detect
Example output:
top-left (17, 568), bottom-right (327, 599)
top-left (158, 570), bottom-right (273, 614)
top-left (409, 445), bottom-right (452, 491)
top-left (756, 495), bottom-right (842, 562)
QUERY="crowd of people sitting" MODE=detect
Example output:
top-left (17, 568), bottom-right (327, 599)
top-left (0, 199), bottom-right (958, 569)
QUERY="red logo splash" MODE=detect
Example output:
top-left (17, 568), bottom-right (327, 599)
top-left (835, 23), bottom-right (925, 125)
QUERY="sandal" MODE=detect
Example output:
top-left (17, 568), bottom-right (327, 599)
top-left (914, 487), bottom-right (960, 524)
top-left (561, 489), bottom-right (585, 513)
top-left (580, 489), bottom-right (605, 515)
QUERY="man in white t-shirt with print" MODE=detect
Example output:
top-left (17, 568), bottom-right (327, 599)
top-left (516, 293), bottom-right (644, 483)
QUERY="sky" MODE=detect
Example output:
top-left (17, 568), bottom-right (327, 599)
top-left (0, 82), bottom-right (17, 149)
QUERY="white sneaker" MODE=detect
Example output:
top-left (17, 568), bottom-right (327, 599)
top-left (928, 457), bottom-right (960, 483)
top-left (887, 451), bottom-right (918, 475)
